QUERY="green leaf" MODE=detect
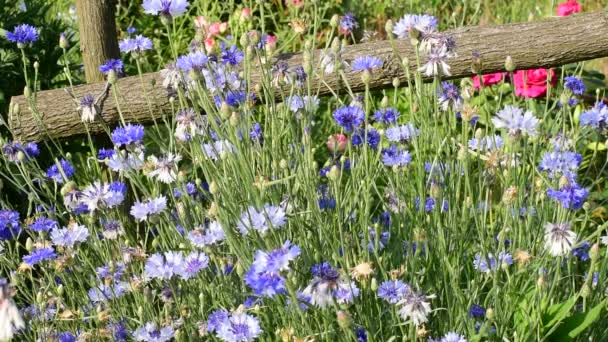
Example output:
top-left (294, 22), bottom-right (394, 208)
top-left (542, 297), bottom-right (577, 329)
top-left (586, 142), bottom-right (607, 151)
top-left (546, 301), bottom-right (604, 341)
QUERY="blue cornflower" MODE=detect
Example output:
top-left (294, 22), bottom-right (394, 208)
top-left (244, 268), bottom-right (286, 297)
top-left (23, 247), bottom-right (57, 266)
top-left (57, 332), bottom-right (76, 342)
top-left (333, 105), bottom-right (365, 132)
top-left (144, 251), bottom-right (185, 280)
top-left (393, 14), bottom-right (438, 38)
top-left (580, 102), bottom-right (608, 128)
top-left (183, 251), bottom-right (210, 280)
top-left (29, 217), bottom-right (58, 232)
top-left (377, 280), bottom-right (410, 304)
top-left (404, 241), bottom-right (426, 256)
top-left (50, 223), bottom-right (89, 247)
top-left (250, 123), bottom-right (263, 142)
top-left (538, 151), bottom-right (582, 181)
top-left (373, 108), bottom-right (400, 124)
top-left (564, 76), bottom-right (586, 95)
top-left (98, 148), bottom-right (115, 160)
top-left (207, 309), bottom-right (230, 333)
top-left (311, 262), bottom-right (339, 282)
top-left (111, 124), bottom-right (145, 147)
top-left (142, 0), bottom-right (189, 17)
top-left (351, 56), bottom-right (383, 72)
top-left (127, 26), bottom-right (137, 35)
top-left (119, 35), bottom-right (153, 54)
top-left (381, 145), bottom-right (412, 167)
top-left (492, 105), bottom-right (539, 137)
top-left (99, 59), bottom-right (123, 75)
top-left (133, 322), bottom-right (174, 342)
top-left (176, 51), bottom-right (208, 72)
top-left (293, 65), bottom-right (307, 88)
top-left (473, 252), bottom-right (513, 273)
top-left (97, 262), bottom-right (126, 281)
top-left (547, 182), bottom-right (589, 210)
top-left (440, 332), bottom-right (467, 342)
top-left (385, 123), bottom-right (420, 143)
top-left (5, 24), bottom-right (38, 45)
top-left (220, 44), bottom-right (244, 66)
top-left (437, 81), bottom-right (462, 111)
top-left (352, 128), bottom-right (380, 149)
top-left (339, 13), bottom-right (359, 35)
top-left (468, 304), bottom-right (486, 318)
top-left (1, 141), bottom-right (39, 162)
top-left (237, 204), bottom-right (287, 236)
top-left (46, 159), bottom-right (75, 183)
top-left (355, 327), bottom-right (368, 342)
top-left (107, 321), bottom-right (128, 342)
top-left (572, 241), bottom-right (590, 261)
top-left (215, 313), bottom-right (262, 342)
top-left (468, 135), bottom-right (503, 152)
top-left (363, 228), bottom-right (390, 253)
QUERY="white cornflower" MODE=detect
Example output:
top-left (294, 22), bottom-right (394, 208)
top-left (202, 140), bottom-right (236, 161)
top-left (319, 50), bottom-right (348, 75)
top-left (146, 153), bottom-right (182, 184)
top-left (419, 45), bottom-right (451, 77)
top-left (0, 281), bottom-right (24, 341)
top-left (160, 65), bottom-right (182, 89)
top-left (175, 109), bottom-right (206, 141)
top-left (78, 94), bottom-right (98, 123)
top-left (544, 222), bottom-right (577, 256)
top-left (397, 292), bottom-right (434, 326)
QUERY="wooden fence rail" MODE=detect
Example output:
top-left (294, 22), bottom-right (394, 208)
top-left (8, 11), bottom-right (608, 141)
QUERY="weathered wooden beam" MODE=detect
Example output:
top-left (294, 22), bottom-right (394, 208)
top-left (9, 11), bottom-right (608, 141)
top-left (74, 0), bottom-right (120, 83)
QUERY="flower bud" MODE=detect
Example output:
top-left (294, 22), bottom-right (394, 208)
top-left (590, 243), bottom-right (600, 261)
top-left (581, 284), bottom-right (591, 298)
top-left (327, 165), bottom-right (340, 181)
top-left (486, 308), bottom-right (495, 320)
top-left (239, 33), bottom-right (250, 47)
top-left (107, 70), bottom-right (118, 85)
top-left (240, 8), bottom-right (252, 22)
top-left (279, 159), bottom-right (288, 169)
top-left (229, 112), bottom-right (240, 126)
top-left (385, 20), bottom-right (394, 36)
top-left (220, 102), bottom-right (231, 119)
top-left (370, 277), bottom-right (378, 291)
top-left (336, 310), bottom-right (352, 329)
top-left (361, 70), bottom-right (372, 84)
top-left (59, 33), bottom-right (69, 49)
top-left (23, 86), bottom-right (31, 98)
top-left (392, 77), bottom-right (400, 88)
top-left (209, 181), bottom-right (219, 195)
top-left (33, 61), bottom-right (39, 70)
top-left (471, 51), bottom-right (482, 74)
top-left (330, 14), bottom-right (340, 28)
top-left (331, 37), bottom-right (341, 53)
top-left (380, 96), bottom-right (389, 108)
top-left (505, 56), bottom-right (515, 72)
top-left (25, 238), bottom-right (34, 252)
top-left (327, 134), bottom-right (348, 153)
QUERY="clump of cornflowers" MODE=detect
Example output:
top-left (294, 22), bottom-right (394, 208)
top-left (245, 241), bottom-right (300, 297)
top-left (130, 195), bottom-right (167, 222)
top-left (538, 151), bottom-right (581, 181)
top-left (374, 108), bottom-right (400, 124)
top-left (564, 76), bottom-right (586, 95)
top-left (144, 250), bottom-right (209, 280)
top-left (492, 105), bottom-right (539, 137)
top-left (382, 145), bottom-right (412, 167)
top-left (237, 204), bottom-right (287, 236)
top-left (546, 181), bottom-right (588, 210)
top-left (544, 222), bottom-right (577, 256)
top-left (473, 252), bottom-right (513, 272)
top-left (362, 227), bottom-right (390, 253)
top-left (385, 123), bottom-right (420, 143)
top-left (352, 128), bottom-right (380, 149)
top-left (142, 0), bottom-right (189, 18)
top-left (119, 34), bottom-right (153, 55)
top-left (393, 14), bottom-right (438, 38)
top-left (579, 102), bottom-right (608, 131)
top-left (5, 24), bottom-right (38, 47)
top-left (1, 141), bottom-right (39, 162)
top-left (302, 262), bottom-right (360, 307)
top-left (133, 322), bottom-right (174, 342)
top-left (206, 310), bottom-right (262, 342)
top-left (46, 158), bottom-right (75, 184)
top-left (106, 123), bottom-right (145, 172)
top-left (333, 104), bottom-right (365, 132)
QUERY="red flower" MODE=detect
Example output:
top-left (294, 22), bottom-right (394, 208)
top-left (557, 1), bottom-right (581, 17)
top-left (473, 73), bottom-right (507, 89)
top-left (513, 69), bottom-right (557, 98)
top-left (327, 134), bottom-right (348, 153)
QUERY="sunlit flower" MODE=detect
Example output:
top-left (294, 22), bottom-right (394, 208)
top-left (544, 222), bottom-right (577, 256)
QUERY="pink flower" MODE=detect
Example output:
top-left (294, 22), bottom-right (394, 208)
top-left (285, 0), bottom-right (304, 8)
top-left (473, 72), bottom-right (507, 89)
top-left (557, 1), bottom-right (581, 16)
top-left (240, 8), bottom-right (252, 21)
top-left (204, 38), bottom-right (215, 53)
top-left (194, 16), bottom-right (209, 30)
top-left (513, 69), bottom-right (557, 98)
top-left (219, 22), bottom-right (228, 34)
top-left (265, 34), bottom-right (278, 49)
top-left (209, 22), bottom-right (221, 36)
top-left (327, 134), bottom-right (348, 153)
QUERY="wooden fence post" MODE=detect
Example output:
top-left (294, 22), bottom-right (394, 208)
top-left (74, 0), bottom-right (120, 83)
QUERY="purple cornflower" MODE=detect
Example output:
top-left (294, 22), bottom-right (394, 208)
top-left (538, 151), bottom-right (582, 181)
top-left (363, 227), bottom-right (390, 252)
top-left (130, 196), bottom-right (167, 222)
top-left (46, 159), bottom-right (75, 183)
top-left (352, 128), bottom-right (380, 149)
top-left (107, 321), bottom-right (129, 342)
top-left (492, 105), bottom-right (539, 137)
top-left (81, 181), bottom-right (126, 212)
top-left (393, 14), bottom-right (438, 38)
top-left (564, 76), bottom-right (586, 95)
top-left (29, 217), bottom-right (58, 232)
top-left (220, 44), bottom-right (244, 66)
top-left (419, 45), bottom-right (451, 76)
top-left (547, 182), bottom-right (589, 210)
top-left (351, 56), bottom-right (383, 73)
top-left (1, 141), bottom-right (39, 162)
top-left (5, 24), bottom-right (38, 45)
top-left (373, 108), bottom-right (400, 124)
top-left (333, 105), bottom-right (365, 132)
top-left (111, 124), bottom-right (145, 148)
top-left (381, 145), bottom-right (412, 167)
top-left (119, 35), bottom-right (153, 54)
top-left (468, 304), bottom-right (485, 318)
top-left (144, 251), bottom-right (185, 280)
top-left (183, 251), bottom-right (210, 279)
top-left (473, 252), bottom-right (513, 273)
top-left (311, 262), bottom-right (339, 281)
top-left (251, 241), bottom-right (301, 275)
top-left (439, 332), bottom-right (467, 342)
top-left (468, 135), bottom-right (503, 152)
top-left (133, 322), bottom-right (174, 342)
top-left (207, 309), bottom-right (230, 333)
top-left (339, 13), bottom-right (359, 35)
top-left (437, 81), bottom-right (462, 111)
top-left (580, 102), bottom-right (608, 128)
top-left (88, 281), bottom-right (129, 302)
top-left (50, 223), bottom-right (89, 247)
top-left (215, 313), bottom-right (262, 342)
top-left (99, 59), bottom-right (124, 75)
top-left (23, 247), bottom-right (56, 266)
top-left (96, 262), bottom-right (126, 281)
top-left (250, 122), bottom-right (263, 142)
top-left (385, 123), bottom-right (420, 143)
top-left (0, 209), bottom-right (20, 241)
top-left (142, 0), bottom-right (189, 17)
top-left (378, 280), bottom-right (410, 304)
top-left (175, 51), bottom-right (208, 72)
top-left (98, 148), bottom-right (115, 160)
top-left (334, 281), bottom-right (360, 304)
top-left (293, 65), bottom-right (307, 88)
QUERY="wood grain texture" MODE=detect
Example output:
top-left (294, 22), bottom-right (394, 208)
top-left (9, 11), bottom-right (608, 141)
top-left (75, 0), bottom-right (120, 83)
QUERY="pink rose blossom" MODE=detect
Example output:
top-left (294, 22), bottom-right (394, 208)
top-left (204, 38), bottom-right (215, 53)
top-left (514, 69), bottom-right (557, 98)
top-left (473, 72), bottom-right (507, 89)
top-left (240, 8), bottom-right (252, 21)
top-left (209, 22), bottom-right (221, 36)
top-left (557, 1), bottom-right (581, 16)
